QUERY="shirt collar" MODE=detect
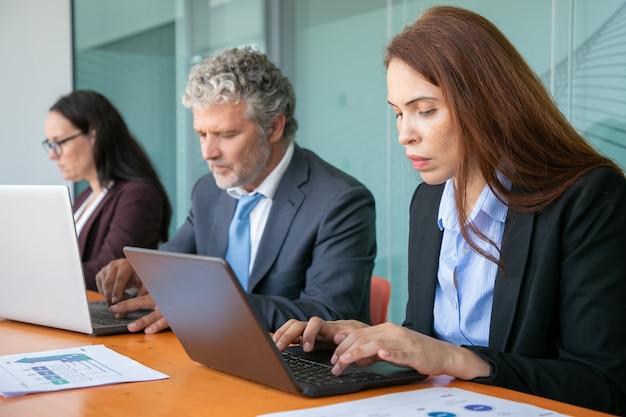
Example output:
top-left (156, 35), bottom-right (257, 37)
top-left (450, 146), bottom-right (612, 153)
top-left (226, 142), bottom-right (294, 200)
top-left (437, 175), bottom-right (509, 231)
top-left (438, 179), bottom-right (458, 231)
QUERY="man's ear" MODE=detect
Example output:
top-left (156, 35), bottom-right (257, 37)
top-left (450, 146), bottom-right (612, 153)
top-left (268, 114), bottom-right (286, 144)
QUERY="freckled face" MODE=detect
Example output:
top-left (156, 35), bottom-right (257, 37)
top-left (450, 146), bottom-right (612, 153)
top-left (387, 58), bottom-right (459, 185)
top-left (193, 101), bottom-right (271, 191)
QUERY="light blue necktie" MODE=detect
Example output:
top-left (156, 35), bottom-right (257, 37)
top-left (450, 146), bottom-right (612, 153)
top-left (225, 193), bottom-right (263, 291)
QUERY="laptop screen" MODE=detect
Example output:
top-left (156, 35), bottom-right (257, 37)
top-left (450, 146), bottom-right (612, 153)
top-left (124, 246), bottom-right (426, 397)
top-left (0, 185), bottom-right (94, 333)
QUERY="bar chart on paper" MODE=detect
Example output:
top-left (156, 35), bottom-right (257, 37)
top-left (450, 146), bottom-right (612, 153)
top-left (0, 344), bottom-right (168, 397)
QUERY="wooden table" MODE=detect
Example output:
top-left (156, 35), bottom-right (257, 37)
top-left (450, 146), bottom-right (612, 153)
top-left (0, 297), bottom-right (616, 416)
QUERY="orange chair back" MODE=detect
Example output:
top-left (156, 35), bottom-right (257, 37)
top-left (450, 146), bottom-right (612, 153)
top-left (370, 276), bottom-right (391, 325)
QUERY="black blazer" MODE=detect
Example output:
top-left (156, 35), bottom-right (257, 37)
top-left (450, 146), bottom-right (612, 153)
top-left (160, 144), bottom-right (377, 332)
top-left (404, 167), bottom-right (626, 415)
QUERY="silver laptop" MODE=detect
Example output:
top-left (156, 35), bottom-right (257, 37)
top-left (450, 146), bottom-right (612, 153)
top-left (0, 185), bottom-right (149, 335)
top-left (123, 246), bottom-right (427, 397)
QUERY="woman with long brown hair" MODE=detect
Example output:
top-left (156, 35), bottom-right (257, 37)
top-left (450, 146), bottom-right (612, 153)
top-left (273, 6), bottom-right (626, 415)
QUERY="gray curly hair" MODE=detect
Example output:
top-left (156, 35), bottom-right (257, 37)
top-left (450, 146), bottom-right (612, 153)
top-left (182, 46), bottom-right (298, 143)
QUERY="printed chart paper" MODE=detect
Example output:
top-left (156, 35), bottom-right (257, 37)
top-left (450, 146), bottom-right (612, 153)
top-left (258, 387), bottom-right (570, 417)
top-left (0, 344), bottom-right (168, 397)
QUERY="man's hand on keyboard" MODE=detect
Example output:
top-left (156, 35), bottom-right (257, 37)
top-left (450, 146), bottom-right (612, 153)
top-left (109, 294), bottom-right (169, 334)
top-left (96, 258), bottom-right (143, 305)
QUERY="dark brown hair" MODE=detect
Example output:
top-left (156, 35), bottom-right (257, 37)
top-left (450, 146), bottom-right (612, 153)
top-left (51, 90), bottom-right (172, 241)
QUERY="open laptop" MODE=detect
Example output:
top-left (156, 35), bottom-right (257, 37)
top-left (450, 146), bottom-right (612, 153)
top-left (123, 246), bottom-right (427, 397)
top-left (0, 185), bottom-right (150, 336)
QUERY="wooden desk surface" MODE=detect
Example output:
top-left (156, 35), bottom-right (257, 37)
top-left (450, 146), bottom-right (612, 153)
top-left (0, 296), bottom-right (616, 417)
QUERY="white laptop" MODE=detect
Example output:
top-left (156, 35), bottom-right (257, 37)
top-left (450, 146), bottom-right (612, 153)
top-left (0, 185), bottom-right (149, 335)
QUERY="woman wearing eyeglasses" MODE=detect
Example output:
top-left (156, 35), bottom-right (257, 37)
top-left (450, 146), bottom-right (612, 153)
top-left (43, 90), bottom-right (172, 291)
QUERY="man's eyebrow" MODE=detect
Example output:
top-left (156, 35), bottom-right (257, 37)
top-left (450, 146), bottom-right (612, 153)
top-left (194, 127), bottom-right (239, 135)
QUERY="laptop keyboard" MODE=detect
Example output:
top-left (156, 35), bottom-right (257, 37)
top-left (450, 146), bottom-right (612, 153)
top-left (282, 350), bottom-right (384, 386)
top-left (88, 301), bottom-right (152, 327)
top-left (89, 309), bottom-right (138, 326)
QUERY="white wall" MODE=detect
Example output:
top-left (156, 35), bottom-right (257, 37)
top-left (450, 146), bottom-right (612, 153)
top-left (0, 0), bottom-right (72, 186)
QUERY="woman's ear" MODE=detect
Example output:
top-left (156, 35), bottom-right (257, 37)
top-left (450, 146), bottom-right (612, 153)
top-left (88, 129), bottom-right (97, 145)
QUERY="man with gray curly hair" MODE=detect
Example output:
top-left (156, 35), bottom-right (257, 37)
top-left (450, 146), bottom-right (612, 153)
top-left (96, 47), bottom-right (377, 333)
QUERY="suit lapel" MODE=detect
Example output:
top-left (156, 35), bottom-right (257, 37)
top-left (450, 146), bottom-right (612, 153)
top-left (248, 146), bottom-right (308, 290)
top-left (411, 184), bottom-right (534, 347)
top-left (410, 184), bottom-right (444, 334)
top-left (489, 210), bottom-right (534, 350)
top-left (412, 215), bottom-right (444, 334)
top-left (206, 191), bottom-right (236, 256)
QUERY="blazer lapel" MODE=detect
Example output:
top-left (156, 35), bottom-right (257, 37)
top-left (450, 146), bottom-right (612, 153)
top-left (248, 146), bottom-right (308, 290)
top-left (206, 191), bottom-right (236, 256)
top-left (409, 184), bottom-right (444, 334)
top-left (489, 210), bottom-right (534, 350)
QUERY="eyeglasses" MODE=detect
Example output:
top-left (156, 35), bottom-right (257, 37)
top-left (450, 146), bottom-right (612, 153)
top-left (42, 132), bottom-right (84, 156)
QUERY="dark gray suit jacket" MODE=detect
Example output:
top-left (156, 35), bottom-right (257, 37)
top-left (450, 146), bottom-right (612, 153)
top-left (161, 144), bottom-right (376, 332)
top-left (404, 167), bottom-right (626, 415)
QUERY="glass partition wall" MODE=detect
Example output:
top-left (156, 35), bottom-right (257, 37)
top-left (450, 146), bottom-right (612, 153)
top-left (73, 0), bottom-right (626, 324)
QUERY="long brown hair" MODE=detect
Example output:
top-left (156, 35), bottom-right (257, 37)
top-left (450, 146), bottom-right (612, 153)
top-left (385, 6), bottom-right (623, 264)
